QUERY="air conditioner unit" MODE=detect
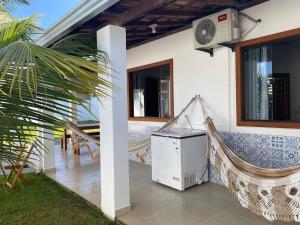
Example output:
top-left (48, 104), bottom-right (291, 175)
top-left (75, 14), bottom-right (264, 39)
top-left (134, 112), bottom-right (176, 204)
top-left (193, 8), bottom-right (240, 50)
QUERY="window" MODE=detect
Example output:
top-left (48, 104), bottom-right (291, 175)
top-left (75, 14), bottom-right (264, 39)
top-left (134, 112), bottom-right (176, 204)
top-left (128, 59), bottom-right (174, 121)
top-left (236, 29), bottom-right (300, 128)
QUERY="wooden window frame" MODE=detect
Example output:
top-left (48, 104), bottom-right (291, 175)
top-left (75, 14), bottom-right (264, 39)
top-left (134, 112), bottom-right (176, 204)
top-left (236, 28), bottom-right (300, 129)
top-left (127, 59), bottom-right (174, 122)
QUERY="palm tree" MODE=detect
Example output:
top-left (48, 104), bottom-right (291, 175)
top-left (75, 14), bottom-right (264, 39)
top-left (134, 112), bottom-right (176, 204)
top-left (0, 0), bottom-right (110, 173)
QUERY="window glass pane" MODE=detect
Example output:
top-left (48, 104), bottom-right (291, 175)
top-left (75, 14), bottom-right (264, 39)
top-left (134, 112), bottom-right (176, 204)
top-left (243, 46), bottom-right (273, 120)
top-left (130, 63), bottom-right (171, 118)
top-left (243, 37), bottom-right (300, 122)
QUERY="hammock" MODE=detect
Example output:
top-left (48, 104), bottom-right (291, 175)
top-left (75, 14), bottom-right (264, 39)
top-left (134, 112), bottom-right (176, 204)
top-left (66, 120), bottom-right (153, 157)
top-left (197, 95), bottom-right (300, 223)
top-left (65, 96), bottom-right (198, 158)
top-left (67, 95), bottom-right (300, 222)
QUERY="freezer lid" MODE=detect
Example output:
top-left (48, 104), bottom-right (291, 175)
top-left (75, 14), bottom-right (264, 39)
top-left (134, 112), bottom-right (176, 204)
top-left (151, 128), bottom-right (206, 138)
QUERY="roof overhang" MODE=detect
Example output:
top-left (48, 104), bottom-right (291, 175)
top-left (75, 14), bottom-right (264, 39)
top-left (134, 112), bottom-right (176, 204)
top-left (38, 0), bottom-right (269, 48)
top-left (36, 0), bottom-right (120, 47)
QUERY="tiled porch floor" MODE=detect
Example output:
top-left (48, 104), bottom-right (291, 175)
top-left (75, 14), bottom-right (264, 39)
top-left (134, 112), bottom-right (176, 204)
top-left (47, 145), bottom-right (297, 225)
top-left (46, 145), bottom-right (101, 207)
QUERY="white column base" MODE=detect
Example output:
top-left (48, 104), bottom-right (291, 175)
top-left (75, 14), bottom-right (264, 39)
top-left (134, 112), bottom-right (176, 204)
top-left (115, 205), bottom-right (131, 217)
top-left (43, 168), bottom-right (56, 173)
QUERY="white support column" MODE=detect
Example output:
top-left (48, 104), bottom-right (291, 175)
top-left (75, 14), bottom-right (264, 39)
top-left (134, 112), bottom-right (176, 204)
top-left (69, 101), bottom-right (77, 124)
top-left (40, 128), bottom-right (55, 173)
top-left (97, 25), bottom-right (130, 219)
top-left (36, 114), bottom-right (55, 173)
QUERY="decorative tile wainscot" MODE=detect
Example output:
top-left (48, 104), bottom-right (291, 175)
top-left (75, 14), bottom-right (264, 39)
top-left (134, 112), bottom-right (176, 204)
top-left (130, 130), bottom-right (300, 185)
top-left (209, 132), bottom-right (300, 185)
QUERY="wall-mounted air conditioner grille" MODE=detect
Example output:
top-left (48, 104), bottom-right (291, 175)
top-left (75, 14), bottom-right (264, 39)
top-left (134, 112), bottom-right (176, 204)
top-left (195, 19), bottom-right (216, 45)
top-left (193, 8), bottom-right (240, 50)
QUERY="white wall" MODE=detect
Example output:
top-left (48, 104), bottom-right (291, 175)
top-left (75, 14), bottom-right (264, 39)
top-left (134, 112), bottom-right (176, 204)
top-left (77, 96), bottom-right (99, 121)
top-left (127, 29), bottom-right (231, 131)
top-left (127, 0), bottom-right (300, 137)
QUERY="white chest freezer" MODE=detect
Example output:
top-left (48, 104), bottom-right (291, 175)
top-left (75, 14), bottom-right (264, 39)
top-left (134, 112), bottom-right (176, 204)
top-left (151, 128), bottom-right (208, 191)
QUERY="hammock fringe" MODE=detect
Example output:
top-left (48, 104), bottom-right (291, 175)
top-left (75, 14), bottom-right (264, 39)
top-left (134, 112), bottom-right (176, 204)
top-left (66, 95), bottom-right (300, 223)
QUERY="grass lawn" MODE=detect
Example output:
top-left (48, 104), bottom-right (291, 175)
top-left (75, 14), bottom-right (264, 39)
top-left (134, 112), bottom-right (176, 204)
top-left (0, 174), bottom-right (120, 225)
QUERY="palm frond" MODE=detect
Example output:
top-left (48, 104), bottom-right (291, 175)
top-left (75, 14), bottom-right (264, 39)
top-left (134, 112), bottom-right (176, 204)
top-left (0, 9), bottom-right (13, 23)
top-left (0, 15), bottom-right (40, 48)
top-left (1, 0), bottom-right (29, 12)
top-left (0, 16), bottom-right (112, 175)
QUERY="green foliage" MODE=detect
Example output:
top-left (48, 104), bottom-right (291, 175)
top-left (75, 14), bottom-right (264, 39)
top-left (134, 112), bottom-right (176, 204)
top-left (1, 0), bottom-right (29, 12)
top-left (0, 2), bottom-right (110, 170)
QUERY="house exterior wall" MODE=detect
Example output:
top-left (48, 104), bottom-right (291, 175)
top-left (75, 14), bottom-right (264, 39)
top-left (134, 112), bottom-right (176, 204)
top-left (127, 0), bottom-right (300, 137)
top-left (127, 26), bottom-right (231, 131)
top-left (127, 0), bottom-right (300, 183)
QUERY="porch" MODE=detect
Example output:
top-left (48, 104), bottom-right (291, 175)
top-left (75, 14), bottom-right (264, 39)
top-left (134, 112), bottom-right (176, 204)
top-left (45, 144), bottom-right (293, 225)
top-left (35, 0), bottom-right (300, 223)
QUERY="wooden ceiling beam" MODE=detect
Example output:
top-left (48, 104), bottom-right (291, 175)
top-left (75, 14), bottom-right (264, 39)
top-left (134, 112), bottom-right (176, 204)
top-left (236, 0), bottom-right (269, 9)
top-left (148, 9), bottom-right (200, 17)
top-left (100, 12), bottom-right (120, 21)
top-left (201, 0), bottom-right (240, 6)
top-left (72, 0), bottom-right (269, 48)
top-left (127, 36), bottom-right (149, 41)
top-left (126, 27), bottom-right (168, 34)
top-left (126, 21), bottom-right (189, 28)
top-left (126, 29), bottom-right (169, 37)
top-left (128, 23), bottom-right (192, 49)
top-left (104, 0), bottom-right (177, 26)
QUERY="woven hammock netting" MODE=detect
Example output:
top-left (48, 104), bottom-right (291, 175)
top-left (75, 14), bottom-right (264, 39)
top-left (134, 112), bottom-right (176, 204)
top-left (207, 118), bottom-right (300, 222)
top-left (67, 119), bottom-right (151, 153)
top-left (68, 95), bottom-right (300, 222)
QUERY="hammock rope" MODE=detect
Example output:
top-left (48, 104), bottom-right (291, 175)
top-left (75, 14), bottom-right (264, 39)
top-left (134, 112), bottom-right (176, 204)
top-left (66, 119), bottom-right (152, 153)
top-left (65, 95), bottom-right (201, 154)
top-left (66, 95), bottom-right (300, 222)
top-left (196, 95), bottom-right (300, 222)
top-left (67, 120), bottom-right (100, 145)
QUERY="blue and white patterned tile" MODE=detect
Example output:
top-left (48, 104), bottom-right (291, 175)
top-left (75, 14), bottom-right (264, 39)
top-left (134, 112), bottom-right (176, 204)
top-left (284, 136), bottom-right (300, 151)
top-left (224, 132), bottom-right (300, 169)
top-left (128, 125), bottom-right (157, 165)
top-left (128, 126), bottom-right (300, 185)
top-left (284, 149), bottom-right (299, 166)
top-left (258, 158), bottom-right (273, 168)
top-left (258, 135), bottom-right (271, 148)
top-left (271, 160), bottom-right (285, 169)
top-left (234, 133), bottom-right (249, 146)
top-left (271, 148), bottom-right (284, 161)
top-left (211, 131), bottom-right (299, 181)
top-left (234, 145), bottom-right (248, 157)
top-left (220, 132), bottom-right (231, 143)
top-left (258, 147), bottom-right (272, 161)
top-left (244, 147), bottom-right (259, 166)
top-left (271, 136), bottom-right (285, 149)
top-left (221, 132), bottom-right (237, 151)
top-left (244, 134), bottom-right (258, 148)
top-left (208, 162), bottom-right (223, 185)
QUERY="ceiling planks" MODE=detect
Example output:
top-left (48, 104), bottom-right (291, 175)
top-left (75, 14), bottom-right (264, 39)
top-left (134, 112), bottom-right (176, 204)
top-left (71, 0), bottom-right (269, 48)
top-left (107, 0), bottom-right (177, 26)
